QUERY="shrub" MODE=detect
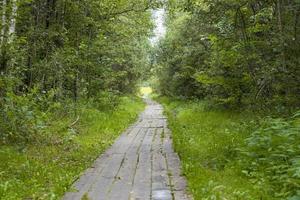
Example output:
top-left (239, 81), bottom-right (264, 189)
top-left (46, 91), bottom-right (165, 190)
top-left (90, 91), bottom-right (120, 111)
top-left (239, 111), bottom-right (300, 199)
top-left (0, 88), bottom-right (55, 144)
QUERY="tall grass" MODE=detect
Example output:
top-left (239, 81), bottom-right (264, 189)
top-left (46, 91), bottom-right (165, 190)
top-left (0, 96), bottom-right (144, 200)
top-left (159, 97), bottom-right (273, 200)
top-left (161, 97), bottom-right (300, 200)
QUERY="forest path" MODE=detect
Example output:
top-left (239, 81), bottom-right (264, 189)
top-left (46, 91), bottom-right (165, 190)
top-left (63, 99), bottom-right (190, 200)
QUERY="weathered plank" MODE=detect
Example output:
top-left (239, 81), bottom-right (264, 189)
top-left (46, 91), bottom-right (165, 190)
top-left (88, 153), bottom-right (125, 200)
top-left (107, 128), bottom-right (149, 199)
top-left (151, 128), bottom-right (173, 200)
top-left (163, 127), bottom-right (193, 200)
top-left (130, 128), bottom-right (154, 199)
top-left (63, 99), bottom-right (191, 200)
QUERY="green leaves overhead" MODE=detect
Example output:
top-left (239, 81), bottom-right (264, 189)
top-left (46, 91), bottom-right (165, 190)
top-left (1, 0), bottom-right (157, 98)
top-left (156, 0), bottom-right (300, 107)
top-left (0, 0), bottom-right (158, 142)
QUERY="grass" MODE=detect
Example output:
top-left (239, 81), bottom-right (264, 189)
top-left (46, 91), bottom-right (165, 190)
top-left (158, 97), bottom-right (273, 200)
top-left (0, 96), bottom-right (144, 200)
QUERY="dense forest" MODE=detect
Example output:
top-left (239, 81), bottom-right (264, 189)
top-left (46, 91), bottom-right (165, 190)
top-left (154, 1), bottom-right (300, 200)
top-left (156, 0), bottom-right (300, 108)
top-left (0, 0), bottom-right (158, 143)
top-left (0, 0), bottom-right (300, 199)
top-left (0, 0), bottom-right (156, 199)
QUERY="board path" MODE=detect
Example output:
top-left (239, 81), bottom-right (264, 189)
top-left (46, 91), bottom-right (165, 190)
top-left (63, 99), bottom-right (191, 200)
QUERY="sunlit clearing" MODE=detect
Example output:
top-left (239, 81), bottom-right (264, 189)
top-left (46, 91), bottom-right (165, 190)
top-left (140, 87), bottom-right (153, 97)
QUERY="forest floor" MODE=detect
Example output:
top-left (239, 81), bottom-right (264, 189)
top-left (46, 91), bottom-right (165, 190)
top-left (63, 98), bottom-right (190, 200)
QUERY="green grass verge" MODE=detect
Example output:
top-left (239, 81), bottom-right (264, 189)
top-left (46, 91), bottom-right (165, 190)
top-left (0, 96), bottom-right (144, 200)
top-left (158, 97), bottom-right (273, 200)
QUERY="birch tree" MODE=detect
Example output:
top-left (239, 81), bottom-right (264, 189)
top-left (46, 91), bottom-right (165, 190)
top-left (0, 0), bottom-right (7, 44)
top-left (8, 0), bottom-right (17, 39)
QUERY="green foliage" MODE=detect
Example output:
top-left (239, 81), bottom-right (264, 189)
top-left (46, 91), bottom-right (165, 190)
top-left (239, 112), bottom-right (300, 199)
top-left (159, 97), bottom-right (300, 200)
top-left (155, 0), bottom-right (300, 108)
top-left (0, 87), bottom-right (57, 144)
top-left (89, 91), bottom-right (120, 111)
top-left (0, 96), bottom-right (144, 199)
top-left (0, 0), bottom-right (157, 143)
top-left (1, 0), bottom-right (154, 198)
top-left (159, 97), bottom-right (264, 199)
top-left (155, 3), bottom-right (300, 197)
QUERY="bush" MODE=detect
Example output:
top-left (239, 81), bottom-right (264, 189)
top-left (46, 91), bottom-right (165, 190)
top-left (90, 91), bottom-right (120, 111)
top-left (0, 88), bottom-right (56, 144)
top-left (239, 111), bottom-right (300, 199)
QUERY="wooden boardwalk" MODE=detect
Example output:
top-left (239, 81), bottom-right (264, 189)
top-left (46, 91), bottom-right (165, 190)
top-left (63, 99), bottom-right (190, 200)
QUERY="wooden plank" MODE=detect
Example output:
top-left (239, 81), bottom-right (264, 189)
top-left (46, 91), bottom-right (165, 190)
top-left (107, 128), bottom-right (149, 199)
top-left (105, 127), bottom-right (141, 154)
top-left (107, 153), bottom-right (138, 200)
top-left (63, 152), bottom-right (111, 200)
top-left (130, 128), bottom-right (154, 200)
top-left (151, 128), bottom-right (173, 200)
top-left (87, 153), bottom-right (125, 200)
top-left (63, 99), bottom-right (191, 200)
top-left (163, 127), bottom-right (192, 200)
top-left (130, 154), bottom-right (152, 200)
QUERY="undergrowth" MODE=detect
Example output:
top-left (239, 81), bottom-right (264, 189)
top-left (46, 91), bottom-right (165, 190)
top-left (0, 96), bottom-right (144, 200)
top-left (159, 97), bottom-right (300, 200)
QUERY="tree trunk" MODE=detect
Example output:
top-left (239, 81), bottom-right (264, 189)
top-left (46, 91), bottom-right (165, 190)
top-left (277, 0), bottom-right (287, 71)
top-left (8, 0), bottom-right (17, 39)
top-left (0, 0), bottom-right (7, 44)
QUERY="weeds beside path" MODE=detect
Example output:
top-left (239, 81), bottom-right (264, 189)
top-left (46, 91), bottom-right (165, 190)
top-left (0, 96), bottom-right (144, 200)
top-left (159, 97), bottom-right (300, 200)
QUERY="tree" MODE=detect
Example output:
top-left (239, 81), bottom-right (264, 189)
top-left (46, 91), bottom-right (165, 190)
top-left (156, 0), bottom-right (300, 107)
top-left (0, 0), bottom-right (159, 143)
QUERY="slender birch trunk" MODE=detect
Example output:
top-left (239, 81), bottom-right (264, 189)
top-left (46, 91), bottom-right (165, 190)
top-left (1, 0), bottom-right (7, 44)
top-left (8, 0), bottom-right (17, 38)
